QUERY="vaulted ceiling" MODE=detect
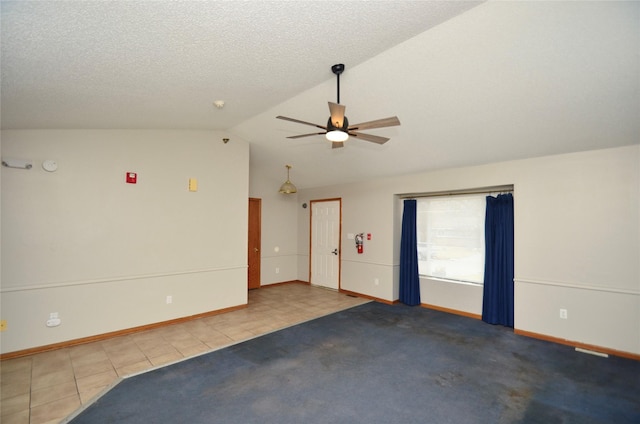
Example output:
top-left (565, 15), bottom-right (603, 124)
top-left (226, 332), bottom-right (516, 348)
top-left (2, 1), bottom-right (638, 189)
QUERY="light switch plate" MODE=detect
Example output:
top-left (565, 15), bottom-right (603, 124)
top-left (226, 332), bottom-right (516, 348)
top-left (189, 178), bottom-right (198, 192)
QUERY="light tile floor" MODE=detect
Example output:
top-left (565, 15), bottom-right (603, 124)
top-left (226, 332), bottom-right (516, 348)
top-left (0, 284), bottom-right (369, 424)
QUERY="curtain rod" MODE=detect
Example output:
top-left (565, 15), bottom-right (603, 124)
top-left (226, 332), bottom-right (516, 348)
top-left (398, 185), bottom-right (514, 199)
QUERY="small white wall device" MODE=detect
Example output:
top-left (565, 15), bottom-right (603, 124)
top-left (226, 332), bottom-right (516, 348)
top-left (2, 157), bottom-right (33, 170)
top-left (42, 160), bottom-right (58, 172)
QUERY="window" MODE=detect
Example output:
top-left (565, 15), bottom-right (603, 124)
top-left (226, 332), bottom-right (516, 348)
top-left (416, 194), bottom-right (485, 284)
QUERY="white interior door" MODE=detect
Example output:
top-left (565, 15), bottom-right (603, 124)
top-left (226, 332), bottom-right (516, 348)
top-left (311, 199), bottom-right (341, 290)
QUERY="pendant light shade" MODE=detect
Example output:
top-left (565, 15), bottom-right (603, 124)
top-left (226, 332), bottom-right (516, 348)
top-left (279, 164), bottom-right (297, 194)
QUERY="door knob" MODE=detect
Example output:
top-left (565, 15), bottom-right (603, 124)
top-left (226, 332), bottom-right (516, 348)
top-left (254, 248), bottom-right (259, 252)
top-left (332, 248), bottom-right (338, 255)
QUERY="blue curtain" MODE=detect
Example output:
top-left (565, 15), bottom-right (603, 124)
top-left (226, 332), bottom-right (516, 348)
top-left (482, 193), bottom-right (514, 327)
top-left (399, 199), bottom-right (420, 306)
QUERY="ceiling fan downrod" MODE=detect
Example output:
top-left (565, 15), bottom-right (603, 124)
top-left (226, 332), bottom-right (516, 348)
top-left (332, 63), bottom-right (345, 104)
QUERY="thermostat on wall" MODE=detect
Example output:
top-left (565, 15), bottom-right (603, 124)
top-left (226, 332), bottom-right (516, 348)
top-left (42, 160), bottom-right (58, 172)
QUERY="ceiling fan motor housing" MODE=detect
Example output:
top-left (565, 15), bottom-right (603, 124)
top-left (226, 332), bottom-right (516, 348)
top-left (327, 116), bottom-right (349, 132)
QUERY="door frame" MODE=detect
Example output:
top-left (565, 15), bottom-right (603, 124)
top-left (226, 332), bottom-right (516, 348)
top-left (309, 198), bottom-right (342, 289)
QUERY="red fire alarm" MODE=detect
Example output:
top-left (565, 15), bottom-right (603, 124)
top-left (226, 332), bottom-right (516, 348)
top-left (367, 233), bottom-right (372, 240)
top-left (126, 172), bottom-right (137, 184)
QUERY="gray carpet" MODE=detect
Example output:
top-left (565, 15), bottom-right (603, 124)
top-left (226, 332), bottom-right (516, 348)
top-left (69, 302), bottom-right (640, 423)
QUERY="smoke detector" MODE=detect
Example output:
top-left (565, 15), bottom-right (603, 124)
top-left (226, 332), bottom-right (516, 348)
top-left (213, 100), bottom-right (225, 109)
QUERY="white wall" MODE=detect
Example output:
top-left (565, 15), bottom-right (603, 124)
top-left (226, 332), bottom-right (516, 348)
top-left (3, 138), bottom-right (637, 357)
top-left (1, 130), bottom-right (249, 354)
top-left (296, 182), bottom-right (399, 300)
top-left (248, 166), bottom-right (300, 286)
top-left (289, 145), bottom-right (639, 355)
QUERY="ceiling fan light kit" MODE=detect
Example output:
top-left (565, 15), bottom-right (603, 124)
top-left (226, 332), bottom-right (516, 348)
top-left (326, 130), bottom-right (349, 142)
top-left (276, 63), bottom-right (400, 149)
top-left (326, 112), bottom-right (349, 142)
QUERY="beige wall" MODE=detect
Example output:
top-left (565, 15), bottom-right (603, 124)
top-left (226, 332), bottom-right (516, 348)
top-left (248, 166), bottom-right (300, 286)
top-left (1, 130), bottom-right (249, 354)
top-left (3, 136), bottom-right (637, 357)
top-left (284, 145), bottom-right (639, 355)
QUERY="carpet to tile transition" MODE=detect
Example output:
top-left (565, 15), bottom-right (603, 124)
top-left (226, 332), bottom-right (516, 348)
top-left (67, 302), bottom-right (640, 424)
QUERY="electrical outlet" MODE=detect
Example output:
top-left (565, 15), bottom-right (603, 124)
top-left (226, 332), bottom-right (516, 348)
top-left (276, 267), bottom-right (280, 274)
top-left (166, 295), bottom-right (173, 304)
top-left (559, 309), bottom-right (568, 319)
top-left (374, 278), bottom-right (379, 286)
top-left (0, 320), bottom-right (7, 331)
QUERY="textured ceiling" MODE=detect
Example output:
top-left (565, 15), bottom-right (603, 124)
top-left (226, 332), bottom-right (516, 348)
top-left (1, 0), bottom-right (481, 130)
top-left (2, 1), bottom-right (639, 190)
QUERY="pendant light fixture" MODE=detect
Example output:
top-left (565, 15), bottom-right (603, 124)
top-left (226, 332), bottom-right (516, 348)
top-left (278, 164), bottom-right (297, 194)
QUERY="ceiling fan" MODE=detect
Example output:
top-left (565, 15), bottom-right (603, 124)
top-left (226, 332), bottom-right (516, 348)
top-left (276, 64), bottom-right (400, 149)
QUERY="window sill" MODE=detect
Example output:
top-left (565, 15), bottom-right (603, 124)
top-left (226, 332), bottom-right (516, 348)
top-left (419, 275), bottom-right (483, 287)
